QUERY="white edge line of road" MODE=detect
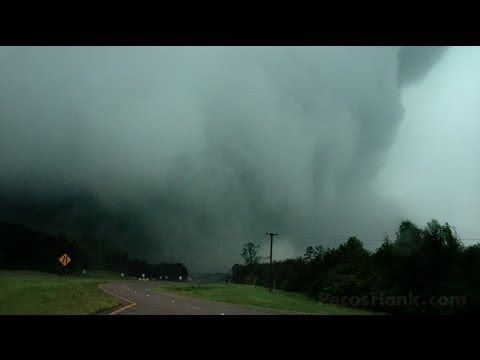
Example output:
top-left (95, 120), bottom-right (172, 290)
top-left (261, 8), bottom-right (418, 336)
top-left (98, 284), bottom-right (137, 315)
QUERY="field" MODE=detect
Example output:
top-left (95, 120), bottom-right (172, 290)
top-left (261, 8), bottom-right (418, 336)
top-left (0, 270), bottom-right (124, 315)
top-left (1, 271), bottom-right (383, 315)
top-left (151, 282), bottom-right (380, 315)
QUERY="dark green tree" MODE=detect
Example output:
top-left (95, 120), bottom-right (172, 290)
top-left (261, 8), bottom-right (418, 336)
top-left (304, 246), bottom-right (315, 261)
top-left (241, 242), bottom-right (260, 266)
top-left (314, 245), bottom-right (325, 260)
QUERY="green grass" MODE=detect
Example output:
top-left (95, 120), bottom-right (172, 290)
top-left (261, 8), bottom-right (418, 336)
top-left (0, 270), bottom-right (123, 315)
top-left (69, 270), bottom-right (128, 280)
top-left (151, 282), bottom-right (381, 315)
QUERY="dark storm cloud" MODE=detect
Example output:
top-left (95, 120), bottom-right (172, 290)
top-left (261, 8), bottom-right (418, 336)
top-left (397, 46), bottom-right (448, 86)
top-left (0, 46), bottom-right (445, 272)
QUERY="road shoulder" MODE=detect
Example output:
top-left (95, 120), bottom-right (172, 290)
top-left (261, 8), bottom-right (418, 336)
top-left (97, 283), bottom-right (137, 315)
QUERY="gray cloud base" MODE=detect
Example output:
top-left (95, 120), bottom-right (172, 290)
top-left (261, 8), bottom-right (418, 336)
top-left (0, 46), bottom-right (445, 272)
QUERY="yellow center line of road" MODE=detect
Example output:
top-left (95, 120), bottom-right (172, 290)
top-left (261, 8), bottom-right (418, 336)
top-left (98, 284), bottom-right (137, 315)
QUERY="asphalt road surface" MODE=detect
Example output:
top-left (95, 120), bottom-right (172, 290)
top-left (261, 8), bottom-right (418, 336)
top-left (99, 282), bottom-right (282, 315)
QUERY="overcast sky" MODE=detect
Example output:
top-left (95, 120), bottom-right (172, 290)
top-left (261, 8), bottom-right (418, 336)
top-left (377, 46), bottom-right (480, 242)
top-left (1, 46), bottom-right (475, 272)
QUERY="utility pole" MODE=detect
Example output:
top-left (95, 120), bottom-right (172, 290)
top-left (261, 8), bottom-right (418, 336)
top-left (265, 232), bottom-right (278, 293)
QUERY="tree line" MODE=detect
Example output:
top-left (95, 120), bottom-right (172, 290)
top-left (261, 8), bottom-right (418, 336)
top-left (0, 221), bottom-right (188, 279)
top-left (231, 219), bottom-right (480, 314)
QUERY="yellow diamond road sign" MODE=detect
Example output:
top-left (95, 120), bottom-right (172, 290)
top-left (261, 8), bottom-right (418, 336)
top-left (59, 254), bottom-right (71, 267)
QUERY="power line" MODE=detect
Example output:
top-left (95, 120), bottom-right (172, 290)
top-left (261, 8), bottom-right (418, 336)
top-left (270, 234), bottom-right (480, 242)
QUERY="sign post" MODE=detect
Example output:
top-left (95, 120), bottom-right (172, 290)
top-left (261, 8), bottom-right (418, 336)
top-left (58, 253), bottom-right (72, 280)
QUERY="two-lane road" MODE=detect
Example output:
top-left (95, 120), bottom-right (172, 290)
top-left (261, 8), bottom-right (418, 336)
top-left (99, 282), bottom-right (282, 315)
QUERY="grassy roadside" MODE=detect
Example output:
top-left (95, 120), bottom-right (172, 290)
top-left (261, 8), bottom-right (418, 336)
top-left (0, 270), bottom-right (126, 315)
top-left (150, 282), bottom-right (381, 315)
